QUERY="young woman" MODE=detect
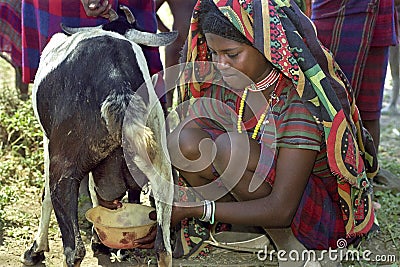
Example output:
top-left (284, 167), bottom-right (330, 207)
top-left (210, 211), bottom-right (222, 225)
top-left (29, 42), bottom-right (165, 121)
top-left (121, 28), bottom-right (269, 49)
top-left (138, 0), bottom-right (379, 260)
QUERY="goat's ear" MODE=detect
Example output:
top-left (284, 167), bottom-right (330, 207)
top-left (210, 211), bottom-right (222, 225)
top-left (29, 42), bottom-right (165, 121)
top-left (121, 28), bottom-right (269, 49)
top-left (60, 23), bottom-right (73, 36)
top-left (119, 5), bottom-right (135, 24)
top-left (125, 30), bottom-right (178, 47)
top-left (108, 8), bottom-right (119, 22)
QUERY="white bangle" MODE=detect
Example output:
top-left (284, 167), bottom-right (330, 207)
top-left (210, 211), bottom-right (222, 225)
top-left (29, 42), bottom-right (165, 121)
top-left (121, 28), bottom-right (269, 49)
top-left (210, 200), bottom-right (215, 224)
top-left (199, 200), bottom-right (211, 222)
top-left (199, 200), bottom-right (207, 221)
top-left (199, 200), bottom-right (215, 223)
top-left (205, 200), bottom-right (212, 222)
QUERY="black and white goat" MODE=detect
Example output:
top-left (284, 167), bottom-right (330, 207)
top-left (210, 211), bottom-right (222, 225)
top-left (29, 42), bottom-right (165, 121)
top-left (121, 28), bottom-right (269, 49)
top-left (20, 6), bottom-right (177, 267)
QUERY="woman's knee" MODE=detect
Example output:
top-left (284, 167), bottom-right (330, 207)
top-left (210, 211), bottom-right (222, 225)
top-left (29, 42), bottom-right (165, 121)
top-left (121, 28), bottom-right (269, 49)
top-left (167, 127), bottom-right (213, 165)
top-left (214, 133), bottom-right (268, 199)
top-left (214, 133), bottom-right (260, 171)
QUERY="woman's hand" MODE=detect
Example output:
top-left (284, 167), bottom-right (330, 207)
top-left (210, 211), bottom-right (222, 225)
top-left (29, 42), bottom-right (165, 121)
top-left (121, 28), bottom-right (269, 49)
top-left (96, 193), bottom-right (122, 209)
top-left (132, 203), bottom-right (200, 248)
top-left (81, 0), bottom-right (111, 18)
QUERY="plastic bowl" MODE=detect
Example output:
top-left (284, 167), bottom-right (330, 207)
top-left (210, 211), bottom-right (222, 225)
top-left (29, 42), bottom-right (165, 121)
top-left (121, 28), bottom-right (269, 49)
top-left (85, 203), bottom-right (156, 249)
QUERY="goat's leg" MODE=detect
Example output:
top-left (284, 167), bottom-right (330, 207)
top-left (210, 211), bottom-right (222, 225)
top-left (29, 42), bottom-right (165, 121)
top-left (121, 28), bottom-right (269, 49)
top-left (20, 136), bottom-right (52, 265)
top-left (389, 45), bottom-right (399, 111)
top-left (88, 173), bottom-right (98, 207)
top-left (87, 172), bottom-right (110, 255)
top-left (88, 169), bottom-right (115, 256)
top-left (121, 84), bottom-right (174, 266)
top-left (49, 162), bottom-right (86, 267)
top-left (125, 129), bottom-right (173, 267)
top-left (128, 188), bottom-right (141, 203)
top-left (90, 150), bottom-right (130, 256)
top-left (87, 171), bottom-right (114, 256)
top-left (123, 103), bottom-right (174, 266)
top-left (154, 226), bottom-right (172, 267)
top-left (15, 66), bottom-right (29, 98)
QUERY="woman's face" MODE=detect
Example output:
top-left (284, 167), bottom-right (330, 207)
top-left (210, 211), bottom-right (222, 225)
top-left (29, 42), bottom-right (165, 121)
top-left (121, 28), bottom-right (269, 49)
top-left (205, 32), bottom-right (270, 90)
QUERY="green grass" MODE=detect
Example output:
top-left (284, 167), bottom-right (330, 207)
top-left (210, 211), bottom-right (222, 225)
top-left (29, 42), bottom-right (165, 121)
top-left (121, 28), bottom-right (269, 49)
top-left (0, 59), bottom-right (44, 249)
top-left (0, 85), bottom-right (44, 187)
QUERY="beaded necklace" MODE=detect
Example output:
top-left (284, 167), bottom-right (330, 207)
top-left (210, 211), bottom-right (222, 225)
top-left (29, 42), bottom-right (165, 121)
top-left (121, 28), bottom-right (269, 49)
top-left (237, 70), bottom-right (282, 139)
top-left (247, 69), bottom-right (280, 92)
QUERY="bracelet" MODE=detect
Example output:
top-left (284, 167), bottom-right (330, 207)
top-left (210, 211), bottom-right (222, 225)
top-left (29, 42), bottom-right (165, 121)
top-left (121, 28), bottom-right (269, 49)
top-left (199, 200), bottom-right (215, 224)
top-left (204, 200), bottom-right (212, 222)
top-left (199, 200), bottom-right (209, 221)
top-left (199, 200), bottom-right (207, 221)
top-left (210, 200), bottom-right (215, 225)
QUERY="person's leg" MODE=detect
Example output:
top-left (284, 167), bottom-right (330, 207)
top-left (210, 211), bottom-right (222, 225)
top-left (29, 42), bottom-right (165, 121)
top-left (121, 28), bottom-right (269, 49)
top-left (356, 46), bottom-right (389, 152)
top-left (213, 132), bottom-right (272, 201)
top-left (168, 120), bottom-right (272, 200)
top-left (388, 44), bottom-right (399, 109)
top-left (213, 133), bottom-right (324, 266)
top-left (167, 119), bottom-right (231, 200)
top-left (164, 42), bottom-right (183, 108)
top-left (382, 44), bottom-right (399, 114)
top-left (358, 46), bottom-right (400, 191)
top-left (15, 67), bottom-right (29, 98)
top-left (362, 120), bottom-right (380, 152)
top-left (390, 44), bottom-right (399, 112)
top-left (169, 125), bottom-right (321, 264)
top-left (163, 0), bottom-right (197, 108)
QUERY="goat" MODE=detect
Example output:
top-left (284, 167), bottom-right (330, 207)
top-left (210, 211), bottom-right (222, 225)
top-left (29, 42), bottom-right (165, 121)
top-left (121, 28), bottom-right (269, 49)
top-left (20, 6), bottom-right (177, 267)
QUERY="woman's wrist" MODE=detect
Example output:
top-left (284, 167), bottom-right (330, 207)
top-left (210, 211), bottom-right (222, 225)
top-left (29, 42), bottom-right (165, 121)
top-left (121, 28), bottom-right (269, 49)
top-left (174, 201), bottom-right (204, 219)
top-left (199, 200), bottom-right (216, 224)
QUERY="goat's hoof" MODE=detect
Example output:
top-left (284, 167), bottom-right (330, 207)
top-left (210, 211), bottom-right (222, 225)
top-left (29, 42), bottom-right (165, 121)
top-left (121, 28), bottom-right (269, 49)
top-left (157, 251), bottom-right (172, 267)
top-left (20, 247), bottom-right (45, 266)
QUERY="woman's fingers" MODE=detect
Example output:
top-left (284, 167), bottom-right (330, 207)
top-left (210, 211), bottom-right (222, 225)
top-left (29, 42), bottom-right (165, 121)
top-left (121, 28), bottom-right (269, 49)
top-left (133, 241), bottom-right (155, 249)
top-left (81, 0), bottom-right (111, 18)
top-left (149, 210), bottom-right (157, 220)
top-left (132, 225), bottom-right (157, 248)
top-left (97, 196), bottom-right (122, 210)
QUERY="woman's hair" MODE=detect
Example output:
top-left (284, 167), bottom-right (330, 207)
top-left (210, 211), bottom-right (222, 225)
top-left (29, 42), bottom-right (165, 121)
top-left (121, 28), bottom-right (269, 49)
top-left (198, 0), bottom-right (252, 45)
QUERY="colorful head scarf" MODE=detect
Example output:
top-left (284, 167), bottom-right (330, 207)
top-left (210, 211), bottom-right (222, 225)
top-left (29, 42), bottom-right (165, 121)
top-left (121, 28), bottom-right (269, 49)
top-left (179, 0), bottom-right (378, 239)
top-left (198, 0), bottom-right (252, 45)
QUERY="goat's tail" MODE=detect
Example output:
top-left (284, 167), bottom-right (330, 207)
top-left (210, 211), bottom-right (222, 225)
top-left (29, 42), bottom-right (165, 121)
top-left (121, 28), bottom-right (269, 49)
top-left (100, 92), bottom-right (127, 133)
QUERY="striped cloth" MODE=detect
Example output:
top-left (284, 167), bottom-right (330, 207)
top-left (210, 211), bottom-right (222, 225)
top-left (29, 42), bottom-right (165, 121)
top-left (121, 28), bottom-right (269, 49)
top-left (0, 0), bottom-right (22, 67)
top-left (179, 0), bottom-right (379, 250)
top-left (311, 0), bottom-right (397, 119)
top-left (21, 0), bottom-right (163, 87)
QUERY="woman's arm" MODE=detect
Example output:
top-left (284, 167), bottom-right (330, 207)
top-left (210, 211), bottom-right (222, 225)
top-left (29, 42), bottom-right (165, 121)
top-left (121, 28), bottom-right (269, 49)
top-left (173, 147), bottom-right (317, 228)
